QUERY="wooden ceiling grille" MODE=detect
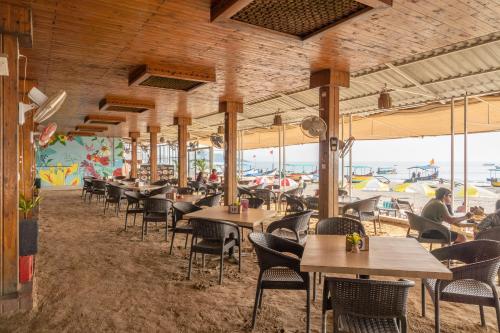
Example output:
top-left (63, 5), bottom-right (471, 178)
top-left (99, 96), bottom-right (155, 114)
top-left (67, 131), bottom-right (96, 137)
top-left (129, 64), bottom-right (216, 92)
top-left (75, 125), bottom-right (108, 132)
top-left (84, 114), bottom-right (126, 126)
top-left (217, 0), bottom-right (374, 40)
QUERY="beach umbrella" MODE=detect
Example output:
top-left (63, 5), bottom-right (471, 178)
top-left (274, 177), bottom-right (297, 187)
top-left (252, 176), bottom-right (269, 186)
top-left (353, 179), bottom-right (390, 192)
top-left (393, 182), bottom-right (436, 197)
top-left (454, 185), bottom-right (497, 199)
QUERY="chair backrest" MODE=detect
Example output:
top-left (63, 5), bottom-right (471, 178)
top-left (124, 191), bottom-right (143, 204)
top-left (285, 187), bottom-right (303, 197)
top-left (253, 189), bottom-right (274, 202)
top-left (476, 228), bottom-right (500, 242)
top-left (316, 217), bottom-right (366, 236)
top-left (172, 202), bottom-right (201, 223)
top-left (396, 199), bottom-right (414, 213)
top-left (106, 184), bottom-right (123, 199)
top-left (284, 194), bottom-right (306, 212)
top-left (237, 186), bottom-right (254, 198)
top-left (195, 193), bottom-right (222, 207)
top-left (91, 179), bottom-right (106, 190)
top-left (190, 218), bottom-right (237, 241)
top-left (327, 277), bottom-right (414, 320)
top-left (303, 196), bottom-right (319, 210)
top-left (406, 212), bottom-right (435, 235)
top-left (247, 197), bottom-right (265, 209)
top-left (343, 196), bottom-right (381, 215)
top-left (280, 210), bottom-right (314, 234)
top-left (177, 187), bottom-right (194, 195)
top-left (143, 198), bottom-right (172, 215)
top-left (444, 239), bottom-right (500, 265)
top-left (114, 176), bottom-right (126, 180)
top-left (248, 232), bottom-right (303, 272)
top-left (151, 179), bottom-right (169, 186)
top-left (83, 177), bottom-right (93, 188)
top-left (149, 185), bottom-right (171, 197)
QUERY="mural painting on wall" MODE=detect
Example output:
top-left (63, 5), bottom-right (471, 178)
top-left (36, 135), bottom-right (124, 187)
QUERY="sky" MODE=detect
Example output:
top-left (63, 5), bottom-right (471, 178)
top-left (243, 132), bottom-right (500, 164)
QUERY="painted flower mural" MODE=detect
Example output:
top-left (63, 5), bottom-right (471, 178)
top-left (36, 136), bottom-right (124, 188)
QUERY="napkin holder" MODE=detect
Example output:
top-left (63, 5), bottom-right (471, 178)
top-left (228, 204), bottom-right (240, 214)
top-left (166, 192), bottom-right (175, 201)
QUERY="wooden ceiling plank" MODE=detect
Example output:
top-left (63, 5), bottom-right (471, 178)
top-left (210, 0), bottom-right (255, 22)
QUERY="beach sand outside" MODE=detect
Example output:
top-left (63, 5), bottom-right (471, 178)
top-left (0, 190), bottom-right (498, 332)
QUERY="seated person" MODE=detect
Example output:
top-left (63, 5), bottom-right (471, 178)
top-left (477, 200), bottom-right (500, 232)
top-left (208, 169), bottom-right (219, 183)
top-left (421, 187), bottom-right (472, 243)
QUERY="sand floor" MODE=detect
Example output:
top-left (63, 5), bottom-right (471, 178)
top-left (0, 190), bottom-right (498, 332)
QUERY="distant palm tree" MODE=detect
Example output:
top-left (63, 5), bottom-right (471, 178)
top-left (194, 159), bottom-right (207, 174)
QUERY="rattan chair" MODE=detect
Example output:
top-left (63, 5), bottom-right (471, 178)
top-left (395, 199), bottom-right (414, 218)
top-left (89, 179), bottom-right (106, 204)
top-left (237, 186), bottom-right (254, 199)
top-left (104, 184), bottom-right (125, 216)
top-left (187, 218), bottom-right (241, 284)
top-left (252, 189), bottom-right (276, 210)
top-left (148, 185), bottom-right (171, 197)
top-left (177, 187), bottom-right (194, 195)
top-left (314, 216), bottom-right (366, 302)
top-left (283, 193), bottom-right (307, 215)
top-left (248, 232), bottom-right (311, 332)
top-left (324, 277), bottom-right (414, 333)
top-left (151, 179), bottom-right (169, 186)
top-left (195, 193), bottom-right (221, 207)
top-left (475, 227), bottom-right (500, 241)
top-left (124, 191), bottom-right (144, 231)
top-left (406, 212), bottom-right (451, 250)
top-left (114, 176), bottom-right (126, 180)
top-left (247, 197), bottom-right (265, 209)
top-left (141, 198), bottom-right (172, 241)
top-left (266, 210), bottom-right (313, 245)
top-left (342, 195), bottom-right (382, 234)
top-left (81, 177), bottom-right (94, 201)
top-left (422, 240), bottom-right (500, 333)
top-left (169, 202), bottom-right (202, 254)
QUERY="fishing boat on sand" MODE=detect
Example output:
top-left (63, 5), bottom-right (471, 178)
top-left (487, 168), bottom-right (500, 187)
top-left (345, 165), bottom-right (374, 183)
top-left (404, 165), bottom-right (439, 183)
top-left (377, 167), bottom-right (397, 175)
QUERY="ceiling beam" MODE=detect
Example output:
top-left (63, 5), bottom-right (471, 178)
top-left (384, 63), bottom-right (440, 98)
top-left (356, 0), bottom-right (392, 8)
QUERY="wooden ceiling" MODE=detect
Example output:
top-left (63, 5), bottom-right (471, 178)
top-left (9, 0), bottom-right (500, 140)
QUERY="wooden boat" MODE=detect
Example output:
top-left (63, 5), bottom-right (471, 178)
top-left (404, 165), bottom-right (439, 183)
top-left (345, 166), bottom-right (374, 183)
top-left (488, 169), bottom-right (500, 187)
top-left (376, 167), bottom-right (397, 175)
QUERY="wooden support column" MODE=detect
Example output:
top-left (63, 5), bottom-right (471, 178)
top-left (129, 132), bottom-right (140, 179)
top-left (20, 111), bottom-right (34, 200)
top-left (174, 116), bottom-right (191, 188)
top-left (0, 3), bottom-right (32, 297)
top-left (219, 101), bottom-right (243, 205)
top-left (147, 126), bottom-right (160, 182)
top-left (310, 69), bottom-right (350, 219)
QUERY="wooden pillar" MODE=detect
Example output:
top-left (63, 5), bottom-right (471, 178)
top-left (20, 111), bottom-right (34, 200)
top-left (310, 69), bottom-right (350, 219)
top-left (129, 132), bottom-right (140, 179)
top-left (220, 101), bottom-right (243, 205)
top-left (147, 126), bottom-right (160, 182)
top-left (0, 3), bottom-right (32, 296)
top-left (174, 116), bottom-right (191, 188)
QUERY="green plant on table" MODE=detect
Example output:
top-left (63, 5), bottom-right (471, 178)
top-left (19, 194), bottom-right (41, 220)
top-left (346, 232), bottom-right (362, 246)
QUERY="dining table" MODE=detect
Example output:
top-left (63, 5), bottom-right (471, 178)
top-left (183, 205), bottom-right (276, 230)
top-left (150, 193), bottom-right (204, 204)
top-left (301, 235), bottom-right (452, 332)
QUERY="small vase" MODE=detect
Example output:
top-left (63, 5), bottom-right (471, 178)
top-left (351, 244), bottom-right (360, 254)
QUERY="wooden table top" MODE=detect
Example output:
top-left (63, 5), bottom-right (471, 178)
top-left (184, 206), bottom-right (276, 229)
top-left (150, 194), bottom-right (204, 203)
top-left (300, 235), bottom-right (452, 280)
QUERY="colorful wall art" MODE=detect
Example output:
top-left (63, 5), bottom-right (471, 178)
top-left (36, 135), bottom-right (124, 188)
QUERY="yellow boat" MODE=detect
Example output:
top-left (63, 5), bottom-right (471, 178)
top-left (488, 168), bottom-right (500, 187)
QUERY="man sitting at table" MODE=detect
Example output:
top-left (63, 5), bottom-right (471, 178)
top-left (421, 187), bottom-right (473, 243)
top-left (477, 200), bottom-right (500, 232)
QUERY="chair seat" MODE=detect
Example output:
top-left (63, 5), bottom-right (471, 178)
top-left (126, 207), bottom-right (143, 214)
top-left (172, 220), bottom-right (192, 233)
top-left (271, 229), bottom-right (307, 245)
top-left (143, 213), bottom-right (168, 222)
top-left (338, 314), bottom-right (400, 333)
top-left (424, 278), bottom-right (496, 306)
top-left (261, 267), bottom-right (305, 289)
top-left (192, 238), bottom-right (236, 254)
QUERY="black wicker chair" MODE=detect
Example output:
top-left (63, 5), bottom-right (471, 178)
top-left (253, 189), bottom-right (276, 210)
top-left (283, 193), bottom-right (307, 215)
top-left (248, 232), bottom-right (310, 332)
top-left (422, 240), bottom-right (500, 333)
top-left (406, 212), bottom-right (451, 250)
top-left (114, 176), bottom-right (126, 180)
top-left (475, 227), bottom-right (500, 241)
top-left (314, 216), bottom-right (366, 302)
top-left (195, 193), bottom-right (221, 207)
top-left (247, 197), bottom-right (265, 209)
top-left (148, 185), bottom-right (171, 197)
top-left (141, 198), bottom-right (172, 241)
top-left (124, 191), bottom-right (144, 231)
top-left (266, 210), bottom-right (314, 245)
top-left (81, 177), bottom-right (94, 201)
top-left (177, 187), bottom-right (194, 195)
top-left (237, 186), bottom-right (254, 199)
top-left (104, 184), bottom-right (125, 216)
top-left (324, 277), bottom-right (414, 333)
top-left (151, 179), bottom-right (169, 186)
top-left (89, 179), bottom-right (106, 204)
top-left (169, 202), bottom-right (202, 254)
top-left (342, 195), bottom-right (382, 234)
top-left (187, 218), bottom-right (241, 284)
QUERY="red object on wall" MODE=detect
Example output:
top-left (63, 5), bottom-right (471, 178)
top-left (19, 255), bottom-right (33, 283)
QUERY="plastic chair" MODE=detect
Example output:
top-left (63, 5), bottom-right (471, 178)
top-left (406, 212), bottom-right (451, 250)
top-left (342, 196), bottom-right (382, 234)
top-left (141, 198), bottom-right (172, 241)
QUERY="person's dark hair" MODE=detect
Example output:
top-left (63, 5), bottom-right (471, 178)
top-left (435, 187), bottom-right (452, 200)
top-left (211, 169), bottom-right (217, 173)
top-left (496, 199), bottom-right (500, 211)
top-left (196, 172), bottom-right (203, 182)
